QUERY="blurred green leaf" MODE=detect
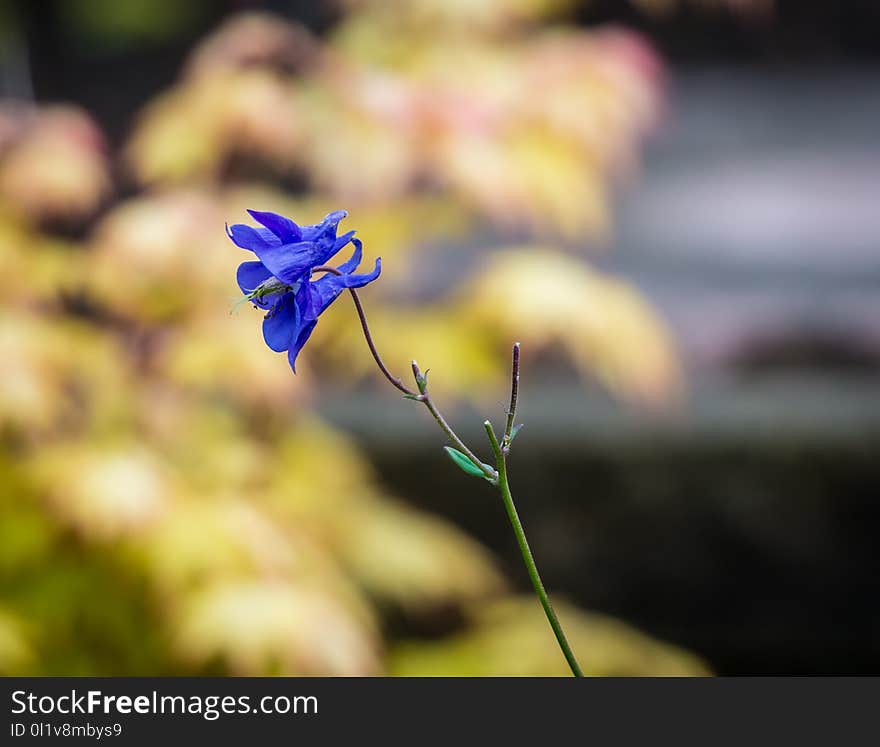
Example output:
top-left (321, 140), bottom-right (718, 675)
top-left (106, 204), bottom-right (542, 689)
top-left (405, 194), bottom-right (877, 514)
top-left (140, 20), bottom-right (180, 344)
top-left (60, 0), bottom-right (209, 49)
top-left (444, 446), bottom-right (493, 479)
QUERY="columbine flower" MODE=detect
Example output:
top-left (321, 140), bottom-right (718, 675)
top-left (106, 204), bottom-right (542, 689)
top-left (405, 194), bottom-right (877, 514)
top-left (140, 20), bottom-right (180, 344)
top-left (228, 209), bottom-right (381, 372)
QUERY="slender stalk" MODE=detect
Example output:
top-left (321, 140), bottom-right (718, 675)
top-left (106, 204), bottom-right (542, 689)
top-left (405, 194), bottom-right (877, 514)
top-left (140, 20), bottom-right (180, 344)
top-left (347, 288), bottom-right (416, 396)
top-left (313, 265), bottom-right (494, 479)
top-left (317, 266), bottom-right (578, 673)
top-left (484, 421), bottom-right (584, 677)
top-left (427, 395), bottom-right (496, 481)
top-left (412, 361), bottom-right (496, 483)
top-left (312, 265), bottom-right (416, 396)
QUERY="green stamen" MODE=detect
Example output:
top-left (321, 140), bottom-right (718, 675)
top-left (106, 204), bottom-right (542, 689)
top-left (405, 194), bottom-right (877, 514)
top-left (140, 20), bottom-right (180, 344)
top-left (229, 277), bottom-right (297, 314)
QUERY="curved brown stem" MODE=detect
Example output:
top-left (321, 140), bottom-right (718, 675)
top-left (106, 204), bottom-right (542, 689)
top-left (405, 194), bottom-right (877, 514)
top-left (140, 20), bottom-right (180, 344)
top-left (312, 264), bottom-right (416, 396)
top-left (312, 264), bottom-right (495, 481)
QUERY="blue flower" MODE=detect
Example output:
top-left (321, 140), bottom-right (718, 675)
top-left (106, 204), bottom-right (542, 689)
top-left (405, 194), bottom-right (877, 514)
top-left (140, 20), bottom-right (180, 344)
top-left (229, 209), bottom-right (381, 372)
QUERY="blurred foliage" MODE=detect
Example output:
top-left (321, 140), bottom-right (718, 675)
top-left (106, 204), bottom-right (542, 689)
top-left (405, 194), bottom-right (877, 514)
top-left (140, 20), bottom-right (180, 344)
top-left (391, 597), bottom-right (711, 676)
top-left (0, 1), bottom-right (700, 676)
top-left (127, 8), bottom-right (663, 242)
top-left (59, 0), bottom-right (210, 49)
top-left (0, 104), bottom-right (111, 222)
top-left (461, 249), bottom-right (682, 405)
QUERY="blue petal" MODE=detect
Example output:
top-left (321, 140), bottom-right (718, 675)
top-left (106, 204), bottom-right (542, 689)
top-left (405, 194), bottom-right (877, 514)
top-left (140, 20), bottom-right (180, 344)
top-left (236, 261), bottom-right (272, 293)
top-left (250, 240), bottom-right (325, 285)
top-left (287, 320), bottom-right (317, 373)
top-left (282, 254), bottom-right (380, 373)
top-left (343, 257), bottom-right (381, 289)
top-left (331, 230), bottom-right (356, 253)
top-left (309, 229), bottom-right (355, 269)
top-left (287, 285), bottom-right (321, 372)
top-left (261, 292), bottom-right (298, 353)
top-left (336, 239), bottom-right (363, 275)
top-left (300, 210), bottom-right (348, 242)
top-left (246, 210), bottom-right (302, 244)
top-left (227, 223), bottom-right (281, 252)
top-left (313, 258), bottom-right (381, 313)
top-left (295, 280), bottom-right (319, 326)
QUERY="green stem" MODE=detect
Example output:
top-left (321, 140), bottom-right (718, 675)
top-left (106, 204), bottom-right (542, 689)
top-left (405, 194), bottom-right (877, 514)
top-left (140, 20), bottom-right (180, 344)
top-left (424, 394), bottom-right (496, 481)
top-left (484, 421), bottom-right (584, 677)
top-left (335, 284), bottom-right (578, 674)
top-left (411, 360), bottom-right (496, 482)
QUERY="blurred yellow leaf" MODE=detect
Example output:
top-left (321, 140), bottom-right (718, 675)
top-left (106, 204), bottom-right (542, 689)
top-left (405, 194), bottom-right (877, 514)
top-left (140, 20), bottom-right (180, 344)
top-left (88, 190), bottom-right (233, 321)
top-left (391, 596), bottom-right (712, 676)
top-left (318, 303), bottom-right (503, 396)
top-left (158, 309), bottom-right (311, 407)
top-left (337, 500), bottom-right (506, 611)
top-left (127, 70), bottom-right (302, 187)
top-left (340, 0), bottom-right (577, 37)
top-left (460, 248), bottom-right (683, 406)
top-left (27, 443), bottom-right (172, 542)
top-left (173, 580), bottom-right (382, 676)
top-left (0, 312), bottom-right (132, 436)
top-left (0, 608), bottom-right (34, 675)
top-left (0, 106), bottom-right (111, 223)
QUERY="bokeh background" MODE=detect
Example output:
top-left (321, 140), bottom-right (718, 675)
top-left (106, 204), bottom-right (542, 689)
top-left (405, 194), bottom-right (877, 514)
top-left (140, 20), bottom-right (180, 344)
top-left (1, 0), bottom-right (877, 676)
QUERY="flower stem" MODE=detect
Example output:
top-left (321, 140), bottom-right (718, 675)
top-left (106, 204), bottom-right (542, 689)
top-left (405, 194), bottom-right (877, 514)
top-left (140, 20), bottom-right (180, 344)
top-left (327, 275), bottom-right (579, 674)
top-left (411, 361), bottom-right (496, 482)
top-left (317, 269), bottom-right (496, 479)
top-left (484, 420), bottom-right (584, 677)
top-left (347, 288), bottom-right (416, 396)
top-left (313, 265), bottom-right (416, 396)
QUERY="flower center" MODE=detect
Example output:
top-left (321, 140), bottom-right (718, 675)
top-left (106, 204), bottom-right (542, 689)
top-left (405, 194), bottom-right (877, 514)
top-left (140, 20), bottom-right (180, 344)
top-left (253, 277), bottom-right (293, 300)
top-left (231, 277), bottom-right (300, 313)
